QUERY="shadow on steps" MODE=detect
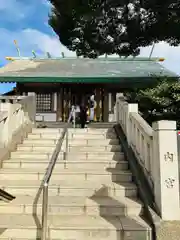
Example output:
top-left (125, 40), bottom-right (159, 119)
top-left (90, 186), bottom-right (151, 240)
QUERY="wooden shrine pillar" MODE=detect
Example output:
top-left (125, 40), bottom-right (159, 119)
top-left (103, 89), bottom-right (109, 122)
top-left (67, 87), bottom-right (71, 118)
top-left (62, 87), bottom-right (66, 122)
top-left (56, 87), bottom-right (63, 121)
top-left (112, 92), bottom-right (116, 110)
top-left (63, 87), bottom-right (71, 121)
top-left (16, 83), bottom-right (22, 94)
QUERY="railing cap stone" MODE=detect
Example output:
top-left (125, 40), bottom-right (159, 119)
top-left (152, 120), bottom-right (176, 131)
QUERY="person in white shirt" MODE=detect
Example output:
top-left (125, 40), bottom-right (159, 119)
top-left (89, 95), bottom-right (96, 122)
top-left (69, 105), bottom-right (75, 123)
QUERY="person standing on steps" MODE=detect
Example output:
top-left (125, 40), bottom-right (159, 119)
top-left (69, 104), bottom-right (75, 124)
top-left (89, 94), bottom-right (96, 122)
top-left (79, 104), bottom-right (87, 128)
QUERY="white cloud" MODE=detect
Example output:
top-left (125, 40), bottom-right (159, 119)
top-left (140, 42), bottom-right (180, 75)
top-left (41, 0), bottom-right (52, 7)
top-left (21, 29), bottom-right (76, 57)
top-left (0, 28), bottom-right (75, 64)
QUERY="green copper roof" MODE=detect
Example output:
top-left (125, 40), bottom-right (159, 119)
top-left (0, 58), bottom-right (177, 83)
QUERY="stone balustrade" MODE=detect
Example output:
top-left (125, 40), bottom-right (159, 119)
top-left (0, 95), bottom-right (36, 160)
top-left (116, 95), bottom-right (180, 221)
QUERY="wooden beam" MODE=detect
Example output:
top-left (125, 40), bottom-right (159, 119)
top-left (103, 88), bottom-right (109, 122)
top-left (56, 88), bottom-right (63, 121)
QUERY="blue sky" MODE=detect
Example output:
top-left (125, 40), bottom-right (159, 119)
top-left (1, 0), bottom-right (180, 94)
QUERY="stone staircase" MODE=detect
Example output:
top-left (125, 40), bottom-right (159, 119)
top-left (0, 126), bottom-right (152, 240)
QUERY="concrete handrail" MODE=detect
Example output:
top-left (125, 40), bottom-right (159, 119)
top-left (116, 94), bottom-right (180, 221)
top-left (0, 95), bottom-right (36, 148)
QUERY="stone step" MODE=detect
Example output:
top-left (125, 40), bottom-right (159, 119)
top-left (36, 121), bottom-right (68, 128)
top-left (23, 138), bottom-right (58, 145)
top-left (10, 151), bottom-right (124, 161)
top-left (70, 134), bottom-right (118, 140)
top-left (88, 123), bottom-right (116, 128)
top-left (68, 145), bottom-right (122, 152)
top-left (31, 128), bottom-right (114, 134)
top-left (26, 133), bottom-right (62, 140)
top-left (17, 145), bottom-right (56, 152)
top-left (2, 160), bottom-right (128, 171)
top-left (0, 180), bottom-right (137, 197)
top-left (0, 195), bottom-right (143, 217)
top-left (23, 138), bottom-right (119, 146)
top-left (32, 128), bottom-right (62, 133)
top-left (0, 169), bottom-right (132, 182)
top-left (16, 145), bottom-right (56, 152)
top-left (16, 145), bottom-right (122, 152)
top-left (69, 132), bottom-right (116, 138)
top-left (31, 127), bottom-right (115, 133)
top-left (0, 214), bottom-right (151, 239)
top-left (65, 139), bottom-right (119, 146)
top-left (27, 133), bottom-right (117, 140)
top-left (10, 151), bottom-right (52, 159)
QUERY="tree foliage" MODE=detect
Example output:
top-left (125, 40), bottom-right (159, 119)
top-left (48, 0), bottom-right (180, 57)
top-left (124, 77), bottom-right (180, 128)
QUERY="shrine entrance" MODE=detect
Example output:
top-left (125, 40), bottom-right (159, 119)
top-left (57, 84), bottom-right (109, 122)
top-left (16, 83), bottom-right (111, 123)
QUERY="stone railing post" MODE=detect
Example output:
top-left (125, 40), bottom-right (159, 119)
top-left (152, 120), bottom-right (180, 220)
top-left (125, 103), bottom-right (138, 145)
top-left (0, 103), bottom-right (14, 145)
top-left (27, 93), bottom-right (36, 123)
top-left (115, 93), bottom-right (125, 123)
top-left (20, 95), bottom-right (36, 124)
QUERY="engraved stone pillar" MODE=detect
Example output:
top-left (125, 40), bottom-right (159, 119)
top-left (152, 120), bottom-right (180, 220)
